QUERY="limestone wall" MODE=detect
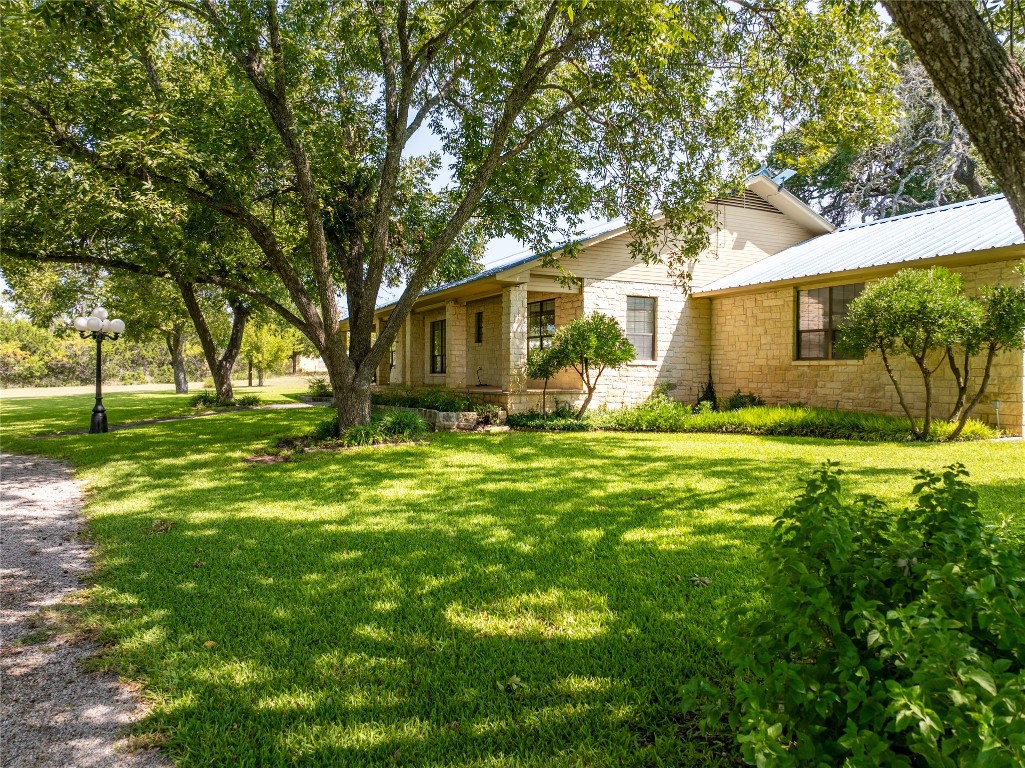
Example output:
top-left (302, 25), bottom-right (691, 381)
top-left (709, 259), bottom-right (1025, 434)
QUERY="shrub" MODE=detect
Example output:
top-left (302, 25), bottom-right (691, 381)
top-left (505, 411), bottom-right (590, 431)
top-left (721, 388), bottom-right (764, 411)
top-left (377, 410), bottom-right (429, 440)
top-left (190, 390), bottom-right (222, 408)
top-left (311, 414), bottom-right (340, 441)
top-left (372, 386), bottom-right (473, 412)
top-left (684, 463), bottom-right (1025, 767)
top-left (695, 373), bottom-right (717, 412)
top-left (473, 401), bottom-right (502, 425)
top-left (309, 411), bottom-right (428, 446)
top-left (306, 376), bottom-right (332, 398)
top-left (234, 394), bottom-right (262, 407)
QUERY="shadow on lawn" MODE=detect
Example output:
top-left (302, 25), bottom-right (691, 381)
top-left (18, 415), bottom-right (1023, 767)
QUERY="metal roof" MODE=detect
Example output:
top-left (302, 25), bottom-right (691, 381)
top-left (696, 194), bottom-right (1023, 294)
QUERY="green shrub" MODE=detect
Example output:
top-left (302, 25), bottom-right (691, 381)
top-left (684, 463), bottom-right (1025, 767)
top-left (341, 424), bottom-right (380, 447)
top-left (507, 403), bottom-right (998, 442)
top-left (234, 394), bottom-right (262, 407)
top-left (473, 402), bottom-right (502, 425)
top-left (695, 374), bottom-right (717, 412)
top-left (306, 376), bottom-right (332, 398)
top-left (721, 388), bottom-right (765, 411)
top-left (372, 386), bottom-right (473, 412)
top-left (505, 411), bottom-right (590, 431)
top-left (311, 414), bottom-right (340, 441)
top-left (377, 410), bottom-right (429, 440)
top-left (190, 390), bottom-right (222, 408)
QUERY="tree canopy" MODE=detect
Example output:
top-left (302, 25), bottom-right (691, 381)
top-left (2, 0), bottom-right (896, 425)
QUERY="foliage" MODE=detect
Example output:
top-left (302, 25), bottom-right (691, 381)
top-left (0, 309), bottom-right (206, 387)
top-left (695, 373), bottom-right (718, 412)
top-left (189, 390), bottom-right (260, 409)
top-left (838, 268), bottom-right (978, 439)
top-left (241, 322), bottom-right (295, 385)
top-left (305, 376), bottom-right (333, 398)
top-left (524, 345), bottom-right (566, 416)
top-left (721, 389), bottom-right (765, 411)
top-left (1, 0), bottom-right (897, 427)
top-left (772, 39), bottom-right (996, 226)
top-left (234, 394), bottom-right (262, 408)
top-left (549, 313), bottom-right (636, 417)
top-left (371, 386), bottom-right (475, 413)
top-left (684, 463), bottom-right (1025, 767)
top-left (310, 409), bottom-right (429, 446)
top-left (507, 402), bottom-right (997, 441)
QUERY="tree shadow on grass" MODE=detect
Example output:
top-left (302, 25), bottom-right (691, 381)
top-left (15, 413), bottom-right (1024, 767)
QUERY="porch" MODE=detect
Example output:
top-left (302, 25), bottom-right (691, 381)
top-left (374, 279), bottom-right (586, 413)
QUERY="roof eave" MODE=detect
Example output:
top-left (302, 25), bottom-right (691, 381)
top-left (745, 174), bottom-right (835, 235)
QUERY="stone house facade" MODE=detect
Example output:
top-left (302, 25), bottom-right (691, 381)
top-left (364, 174), bottom-right (1025, 435)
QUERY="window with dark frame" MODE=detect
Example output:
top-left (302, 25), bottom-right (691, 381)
top-left (626, 297), bottom-right (656, 360)
top-left (475, 311), bottom-right (484, 344)
top-left (796, 283), bottom-right (864, 360)
top-left (527, 299), bottom-right (556, 349)
top-left (430, 319), bottom-right (446, 374)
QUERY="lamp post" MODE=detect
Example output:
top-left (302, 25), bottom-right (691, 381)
top-left (72, 307), bottom-right (126, 434)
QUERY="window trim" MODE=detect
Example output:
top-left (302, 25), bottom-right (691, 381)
top-left (474, 311), bottom-right (484, 344)
top-left (626, 295), bottom-right (657, 361)
top-left (430, 319), bottom-right (446, 374)
top-left (795, 283), bottom-right (863, 361)
top-left (527, 298), bottom-right (556, 349)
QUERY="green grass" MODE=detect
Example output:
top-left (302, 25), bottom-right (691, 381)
top-left (2, 391), bottom-right (1023, 767)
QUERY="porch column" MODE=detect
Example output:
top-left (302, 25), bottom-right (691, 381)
top-left (499, 283), bottom-right (528, 392)
top-left (445, 299), bottom-right (467, 389)
top-left (401, 317), bottom-right (412, 385)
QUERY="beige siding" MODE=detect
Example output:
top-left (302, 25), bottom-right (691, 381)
top-left (709, 259), bottom-right (1025, 435)
top-left (465, 295), bottom-right (503, 387)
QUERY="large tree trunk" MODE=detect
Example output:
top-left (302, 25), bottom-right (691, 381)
top-left (884, 1), bottom-right (1025, 234)
top-left (335, 376), bottom-right (373, 431)
top-left (164, 324), bottom-right (189, 394)
top-left (178, 281), bottom-right (250, 403)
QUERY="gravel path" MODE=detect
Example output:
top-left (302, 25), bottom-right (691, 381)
top-left (1, 453), bottom-right (170, 768)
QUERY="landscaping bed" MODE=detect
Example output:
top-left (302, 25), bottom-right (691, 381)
top-left (507, 400), bottom-right (999, 442)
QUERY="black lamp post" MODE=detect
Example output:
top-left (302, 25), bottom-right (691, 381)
top-left (73, 307), bottom-right (126, 434)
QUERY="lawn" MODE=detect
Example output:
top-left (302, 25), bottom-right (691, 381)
top-left (3, 391), bottom-right (1024, 767)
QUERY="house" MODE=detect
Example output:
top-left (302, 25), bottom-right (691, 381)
top-left (363, 172), bottom-right (1025, 435)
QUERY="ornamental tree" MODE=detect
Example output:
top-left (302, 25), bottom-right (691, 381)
top-left (524, 344), bottom-right (564, 416)
top-left (549, 313), bottom-right (635, 418)
top-left (836, 267), bottom-right (976, 440)
top-left (1, 0), bottom-right (896, 428)
top-left (946, 263), bottom-right (1025, 438)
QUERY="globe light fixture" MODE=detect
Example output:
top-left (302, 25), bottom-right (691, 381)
top-left (72, 306), bottom-right (126, 434)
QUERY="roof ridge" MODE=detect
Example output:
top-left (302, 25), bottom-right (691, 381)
top-left (836, 194), bottom-right (1006, 232)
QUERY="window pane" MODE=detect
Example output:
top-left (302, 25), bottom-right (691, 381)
top-left (627, 333), bottom-right (652, 360)
top-left (798, 330), bottom-right (827, 359)
top-left (627, 297), bottom-right (655, 334)
top-left (798, 288), bottom-right (829, 331)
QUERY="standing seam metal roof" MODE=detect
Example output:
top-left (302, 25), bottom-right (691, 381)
top-left (696, 194), bottom-right (1023, 294)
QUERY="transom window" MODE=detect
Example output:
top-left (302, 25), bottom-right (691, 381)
top-left (626, 297), bottom-right (656, 360)
top-left (528, 299), bottom-right (556, 349)
top-left (430, 319), bottom-right (446, 374)
top-left (796, 283), bottom-right (863, 360)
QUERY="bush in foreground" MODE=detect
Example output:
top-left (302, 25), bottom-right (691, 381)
top-left (684, 463), bottom-right (1025, 767)
top-left (190, 391), bottom-right (261, 409)
top-left (506, 401), bottom-right (997, 442)
top-left (310, 409), bottom-right (429, 447)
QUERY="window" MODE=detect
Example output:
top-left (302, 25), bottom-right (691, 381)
top-left (796, 283), bottom-right (863, 360)
top-left (527, 299), bottom-right (556, 349)
top-left (389, 341), bottom-right (396, 369)
top-left (430, 319), bottom-right (446, 374)
top-left (626, 297), bottom-right (656, 360)
top-left (475, 311), bottom-right (484, 344)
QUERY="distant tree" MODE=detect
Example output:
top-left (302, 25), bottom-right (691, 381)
top-left (524, 345), bottom-right (564, 416)
top-left (241, 321), bottom-right (294, 386)
top-left (946, 264), bottom-right (1025, 438)
top-left (548, 313), bottom-right (635, 418)
top-left (837, 268), bottom-right (978, 439)
top-left (882, 1), bottom-right (1025, 235)
top-left (771, 40), bottom-right (997, 226)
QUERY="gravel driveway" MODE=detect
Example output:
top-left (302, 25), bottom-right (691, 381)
top-left (1, 453), bottom-right (170, 768)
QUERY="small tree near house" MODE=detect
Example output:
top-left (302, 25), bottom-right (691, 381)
top-left (946, 264), bottom-right (1025, 439)
top-left (524, 345), bottom-right (565, 417)
top-left (549, 313), bottom-right (635, 418)
top-left (837, 266), bottom-right (1025, 440)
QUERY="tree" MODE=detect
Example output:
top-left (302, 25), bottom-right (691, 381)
top-left (241, 321), bottom-right (294, 386)
top-left (548, 313), bottom-right (635, 418)
top-left (837, 268), bottom-right (977, 439)
top-left (1, 0), bottom-right (896, 428)
top-left (524, 344), bottom-right (564, 416)
top-left (946, 263), bottom-right (1025, 438)
top-left (882, 1), bottom-right (1025, 235)
top-left (771, 38), bottom-right (997, 226)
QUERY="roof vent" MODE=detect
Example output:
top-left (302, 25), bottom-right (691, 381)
top-left (772, 169), bottom-right (797, 186)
